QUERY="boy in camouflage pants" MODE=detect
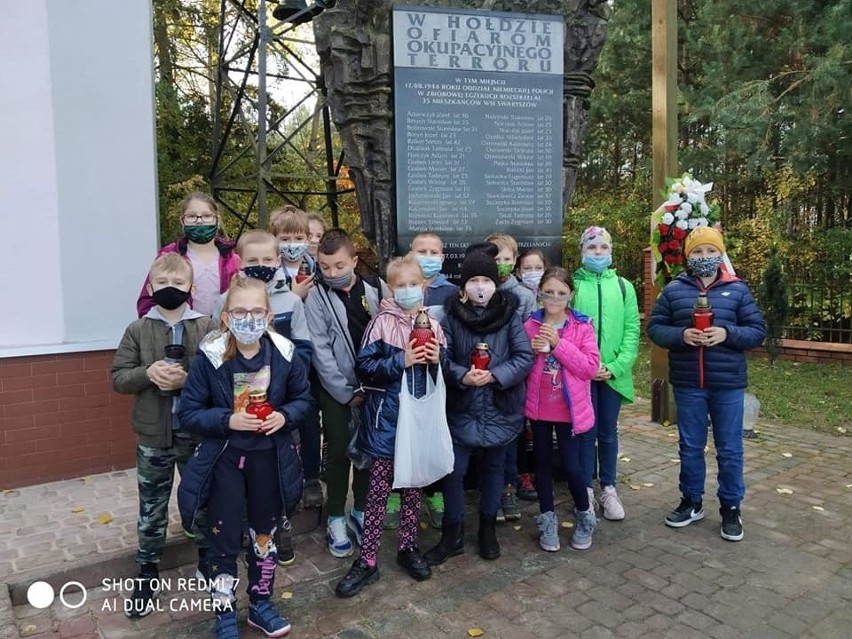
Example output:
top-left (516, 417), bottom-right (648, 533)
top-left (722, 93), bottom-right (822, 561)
top-left (112, 254), bottom-right (218, 617)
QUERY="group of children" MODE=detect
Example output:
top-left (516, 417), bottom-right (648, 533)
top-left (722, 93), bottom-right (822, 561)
top-left (113, 190), bottom-right (763, 638)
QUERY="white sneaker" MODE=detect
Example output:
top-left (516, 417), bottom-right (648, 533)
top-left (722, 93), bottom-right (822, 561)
top-left (586, 487), bottom-right (599, 513)
top-left (600, 486), bottom-right (625, 521)
top-left (327, 517), bottom-right (353, 558)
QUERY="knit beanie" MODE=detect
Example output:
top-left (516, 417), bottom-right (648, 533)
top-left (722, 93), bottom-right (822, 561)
top-left (684, 226), bottom-right (725, 256)
top-left (459, 242), bottom-right (499, 287)
top-left (579, 226), bottom-right (612, 252)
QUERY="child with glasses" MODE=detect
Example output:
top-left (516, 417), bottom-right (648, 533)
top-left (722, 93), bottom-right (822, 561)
top-left (524, 267), bottom-right (601, 552)
top-left (178, 276), bottom-right (313, 639)
top-left (136, 192), bottom-right (240, 317)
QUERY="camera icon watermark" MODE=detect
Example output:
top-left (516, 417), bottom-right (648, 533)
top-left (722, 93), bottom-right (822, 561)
top-left (26, 580), bottom-right (88, 610)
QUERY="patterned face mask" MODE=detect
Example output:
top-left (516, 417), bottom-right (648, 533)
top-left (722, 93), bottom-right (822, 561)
top-left (241, 265), bottom-right (277, 283)
top-left (687, 255), bottom-right (723, 277)
top-left (279, 242), bottom-right (309, 262)
top-left (465, 280), bottom-right (496, 306)
top-left (229, 317), bottom-right (268, 345)
top-left (183, 223), bottom-right (218, 244)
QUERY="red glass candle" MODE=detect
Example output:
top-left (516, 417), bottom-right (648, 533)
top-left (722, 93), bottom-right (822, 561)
top-left (409, 309), bottom-right (434, 349)
top-left (294, 259), bottom-right (311, 284)
top-left (692, 293), bottom-right (714, 331)
top-left (246, 391), bottom-right (274, 420)
top-left (471, 343), bottom-right (491, 370)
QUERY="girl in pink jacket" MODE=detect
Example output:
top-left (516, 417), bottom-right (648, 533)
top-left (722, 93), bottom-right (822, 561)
top-left (524, 267), bottom-right (601, 552)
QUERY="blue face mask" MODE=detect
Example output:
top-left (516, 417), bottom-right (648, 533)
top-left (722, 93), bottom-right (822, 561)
top-left (279, 242), bottom-right (308, 262)
top-left (393, 286), bottom-right (423, 310)
top-left (415, 256), bottom-right (442, 279)
top-left (582, 254), bottom-right (613, 273)
top-left (242, 265), bottom-right (277, 283)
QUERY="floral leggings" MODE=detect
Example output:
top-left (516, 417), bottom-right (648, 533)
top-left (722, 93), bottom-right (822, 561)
top-left (360, 458), bottom-right (423, 566)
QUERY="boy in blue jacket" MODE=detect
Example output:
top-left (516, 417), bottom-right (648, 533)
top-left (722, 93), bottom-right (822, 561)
top-left (647, 226), bottom-right (765, 542)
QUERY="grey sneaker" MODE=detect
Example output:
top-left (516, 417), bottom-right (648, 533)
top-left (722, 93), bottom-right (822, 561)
top-left (303, 479), bottom-right (323, 509)
top-left (571, 507), bottom-right (597, 550)
top-left (586, 486), bottom-right (599, 513)
top-left (535, 511), bottom-right (560, 552)
top-left (501, 485), bottom-right (521, 522)
top-left (600, 486), bottom-right (625, 521)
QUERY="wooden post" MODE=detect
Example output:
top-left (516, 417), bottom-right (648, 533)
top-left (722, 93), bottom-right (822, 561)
top-left (650, 0), bottom-right (678, 423)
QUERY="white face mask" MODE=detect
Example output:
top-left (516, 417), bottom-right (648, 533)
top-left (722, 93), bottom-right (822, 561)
top-left (464, 280), bottom-right (496, 306)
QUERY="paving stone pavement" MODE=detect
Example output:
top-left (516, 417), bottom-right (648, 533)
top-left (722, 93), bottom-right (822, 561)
top-left (1, 399), bottom-right (850, 639)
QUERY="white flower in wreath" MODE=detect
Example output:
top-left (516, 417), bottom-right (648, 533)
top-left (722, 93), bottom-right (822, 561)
top-left (695, 217), bottom-right (708, 227)
top-left (675, 209), bottom-right (689, 220)
top-left (680, 202), bottom-right (693, 214)
top-left (666, 193), bottom-right (682, 206)
top-left (687, 218), bottom-right (699, 230)
top-left (661, 212), bottom-right (675, 225)
top-left (675, 220), bottom-right (689, 230)
top-left (700, 202), bottom-right (709, 216)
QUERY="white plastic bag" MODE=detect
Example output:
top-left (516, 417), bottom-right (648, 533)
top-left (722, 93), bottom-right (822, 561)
top-left (393, 366), bottom-right (454, 488)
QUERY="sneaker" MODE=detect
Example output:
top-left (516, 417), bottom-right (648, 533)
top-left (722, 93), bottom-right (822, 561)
top-left (587, 487), bottom-right (599, 513)
top-left (275, 522), bottom-right (296, 566)
top-left (571, 507), bottom-right (597, 550)
top-left (384, 493), bottom-right (401, 530)
top-left (396, 546), bottom-right (431, 581)
top-left (665, 496), bottom-right (705, 528)
top-left (247, 600), bottom-right (291, 637)
top-left (424, 493), bottom-right (444, 529)
top-left (303, 479), bottom-right (323, 509)
top-left (214, 610), bottom-right (239, 639)
top-left (600, 486), bottom-right (625, 521)
top-left (501, 485), bottom-right (521, 522)
top-left (346, 509), bottom-right (364, 546)
top-left (535, 511), bottom-right (560, 552)
top-left (495, 507), bottom-right (506, 523)
top-left (326, 517), bottom-right (353, 558)
top-left (335, 557), bottom-right (379, 598)
top-left (720, 506), bottom-right (744, 542)
top-left (125, 566), bottom-right (160, 618)
top-left (517, 473), bottom-right (538, 501)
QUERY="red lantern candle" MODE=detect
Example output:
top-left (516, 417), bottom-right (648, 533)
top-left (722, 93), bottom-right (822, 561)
top-left (246, 391), bottom-right (274, 420)
top-left (471, 343), bottom-right (491, 370)
top-left (692, 293), bottom-right (714, 331)
top-left (409, 309), bottom-right (434, 349)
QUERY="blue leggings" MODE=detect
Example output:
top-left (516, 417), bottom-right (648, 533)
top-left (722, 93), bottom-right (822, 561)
top-left (531, 420), bottom-right (589, 513)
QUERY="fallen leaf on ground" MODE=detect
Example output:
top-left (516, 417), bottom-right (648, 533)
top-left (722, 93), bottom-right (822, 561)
top-left (846, 484), bottom-right (852, 489)
top-left (79, 476), bottom-right (91, 482)
top-left (513, 525), bottom-right (521, 531)
top-left (662, 420), bottom-right (672, 427)
top-left (776, 488), bottom-right (793, 495)
top-left (812, 506), bottom-right (824, 511)
top-left (782, 453), bottom-right (793, 458)
top-left (838, 427), bottom-right (847, 434)
top-left (97, 513), bottom-right (113, 524)
top-left (643, 483), bottom-right (654, 487)
top-left (21, 625), bottom-right (37, 634)
top-left (620, 457), bottom-right (631, 462)
top-left (666, 433), bottom-right (677, 438)
top-left (561, 521), bottom-right (573, 528)
top-left (280, 591), bottom-right (293, 600)
top-left (468, 628), bottom-right (484, 637)
top-left (670, 458), bottom-right (681, 463)
top-left (629, 485), bottom-right (641, 490)
top-left (71, 507), bottom-right (85, 513)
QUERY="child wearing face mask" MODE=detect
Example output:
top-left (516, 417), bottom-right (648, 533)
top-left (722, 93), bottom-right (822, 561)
top-left (270, 205), bottom-right (317, 301)
top-left (136, 192), bottom-right (240, 317)
top-left (334, 256), bottom-right (446, 597)
top-left (306, 212), bottom-right (326, 260)
top-left (524, 267), bottom-right (601, 552)
top-left (648, 226), bottom-right (765, 543)
top-left (177, 276), bottom-right (312, 639)
top-left (424, 243), bottom-right (534, 566)
top-left (113, 253), bottom-right (218, 618)
top-left (572, 226), bottom-right (641, 523)
top-left (304, 228), bottom-right (392, 558)
top-left (517, 249), bottom-right (549, 294)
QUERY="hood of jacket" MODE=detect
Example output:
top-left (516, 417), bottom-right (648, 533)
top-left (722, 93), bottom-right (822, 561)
top-left (199, 329), bottom-right (295, 369)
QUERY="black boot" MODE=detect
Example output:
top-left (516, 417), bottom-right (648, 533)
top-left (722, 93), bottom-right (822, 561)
top-left (478, 513), bottom-right (500, 560)
top-left (424, 520), bottom-right (465, 566)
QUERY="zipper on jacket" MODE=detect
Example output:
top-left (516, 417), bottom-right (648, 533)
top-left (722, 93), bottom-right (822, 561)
top-left (374, 397), bottom-right (384, 429)
top-left (191, 441), bottom-right (229, 527)
top-left (596, 274), bottom-right (603, 349)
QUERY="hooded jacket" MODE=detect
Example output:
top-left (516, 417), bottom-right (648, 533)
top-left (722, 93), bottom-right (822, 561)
top-left (646, 271), bottom-right (766, 389)
top-left (523, 309), bottom-right (600, 433)
top-left (572, 267), bottom-right (641, 403)
top-left (498, 274), bottom-right (536, 321)
top-left (176, 330), bottom-right (313, 532)
top-left (136, 236), bottom-right (240, 318)
top-left (355, 300), bottom-right (447, 459)
top-left (441, 292), bottom-right (535, 448)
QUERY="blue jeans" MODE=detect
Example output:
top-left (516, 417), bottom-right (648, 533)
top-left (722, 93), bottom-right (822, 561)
top-left (579, 381), bottom-right (622, 488)
top-left (443, 442), bottom-right (508, 523)
top-left (673, 386), bottom-right (745, 508)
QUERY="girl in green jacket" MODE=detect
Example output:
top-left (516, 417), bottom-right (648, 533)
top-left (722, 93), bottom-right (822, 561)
top-left (572, 227), bottom-right (641, 521)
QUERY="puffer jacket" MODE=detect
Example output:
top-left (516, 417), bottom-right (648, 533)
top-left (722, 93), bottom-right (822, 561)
top-left (441, 292), bottom-right (535, 448)
top-left (523, 309), bottom-right (600, 434)
top-left (572, 267), bottom-right (641, 403)
top-left (647, 271), bottom-right (766, 389)
top-left (136, 236), bottom-right (240, 317)
top-left (176, 331), bottom-right (313, 532)
top-left (355, 300), bottom-right (447, 459)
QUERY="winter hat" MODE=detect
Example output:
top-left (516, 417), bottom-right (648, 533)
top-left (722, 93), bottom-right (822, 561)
top-left (459, 242), bottom-right (499, 287)
top-left (684, 226), bottom-right (725, 256)
top-left (579, 226), bottom-right (612, 252)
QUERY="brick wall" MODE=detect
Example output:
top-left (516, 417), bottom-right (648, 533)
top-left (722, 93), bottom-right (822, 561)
top-left (751, 339), bottom-right (852, 366)
top-left (0, 351), bottom-right (135, 488)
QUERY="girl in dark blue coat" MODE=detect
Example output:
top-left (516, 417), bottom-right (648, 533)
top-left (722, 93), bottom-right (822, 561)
top-left (425, 243), bottom-right (535, 565)
top-left (177, 276), bottom-right (312, 639)
top-left (334, 256), bottom-right (446, 598)
top-left (647, 226), bottom-right (765, 543)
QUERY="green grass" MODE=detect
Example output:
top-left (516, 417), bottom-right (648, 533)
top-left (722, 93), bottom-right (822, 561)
top-left (631, 339), bottom-right (851, 436)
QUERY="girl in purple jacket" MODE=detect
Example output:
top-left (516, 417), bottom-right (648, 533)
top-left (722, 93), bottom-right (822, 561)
top-left (524, 267), bottom-right (601, 552)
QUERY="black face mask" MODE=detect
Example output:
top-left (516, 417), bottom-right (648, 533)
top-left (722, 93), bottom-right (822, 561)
top-left (151, 286), bottom-right (191, 310)
top-left (242, 265), bottom-right (278, 283)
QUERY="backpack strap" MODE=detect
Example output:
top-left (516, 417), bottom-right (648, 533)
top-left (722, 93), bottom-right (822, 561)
top-left (618, 276), bottom-right (626, 301)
